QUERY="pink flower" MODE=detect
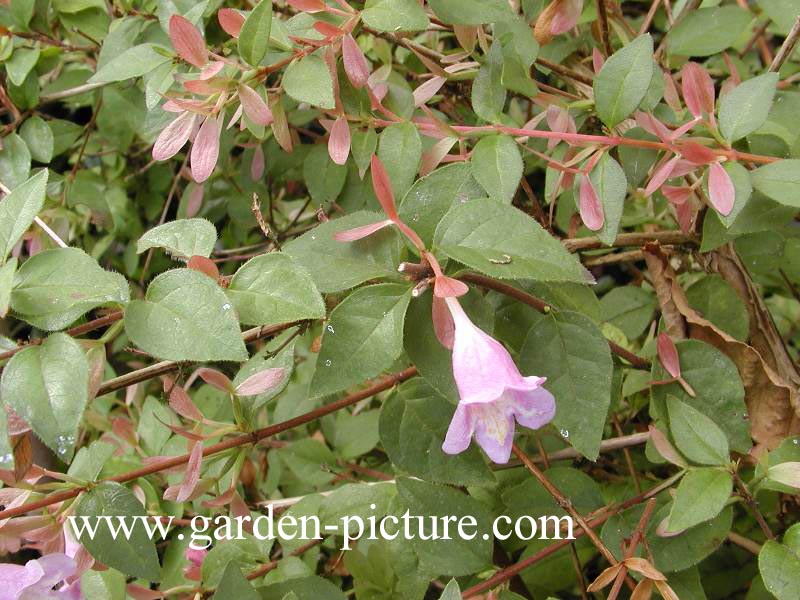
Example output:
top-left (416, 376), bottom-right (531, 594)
top-left (0, 553), bottom-right (81, 599)
top-left (441, 298), bottom-right (556, 463)
top-left (184, 547), bottom-right (208, 581)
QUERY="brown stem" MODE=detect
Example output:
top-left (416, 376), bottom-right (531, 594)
top-left (534, 58), bottom-right (594, 86)
top-left (0, 367), bottom-right (417, 521)
top-left (595, 0), bottom-right (613, 56)
top-left (511, 443), bottom-right (619, 565)
top-left (769, 16), bottom-right (800, 72)
top-left (563, 231), bottom-right (698, 252)
top-left (461, 472), bottom-right (683, 598)
top-left (246, 539), bottom-right (322, 580)
top-left (733, 470), bottom-right (774, 540)
top-left (606, 498), bottom-right (657, 600)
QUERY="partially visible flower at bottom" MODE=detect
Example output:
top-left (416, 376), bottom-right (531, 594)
top-left (441, 297), bottom-right (556, 464)
top-left (0, 553), bottom-right (81, 599)
top-left (184, 547), bottom-right (208, 581)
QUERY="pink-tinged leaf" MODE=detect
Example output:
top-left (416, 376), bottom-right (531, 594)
top-left (578, 175), bottom-right (604, 231)
top-left (153, 111), bottom-right (197, 161)
top-left (634, 111), bottom-right (673, 144)
top-left (227, 104), bottom-right (243, 130)
top-left (656, 516), bottom-right (684, 538)
top-left (333, 219), bottom-right (393, 242)
top-left (656, 332), bottom-right (681, 378)
top-left (431, 295), bottom-right (455, 350)
top-left (236, 367), bottom-right (287, 396)
top-left (679, 141), bottom-right (717, 165)
top-left (707, 161), bottom-right (735, 216)
top-left (251, 144), bottom-right (265, 181)
top-left (370, 155), bottom-right (399, 221)
top-left (647, 425), bottom-right (687, 467)
top-left (218, 8), bottom-right (245, 38)
top-left (5, 406), bottom-right (30, 436)
top-left (413, 76), bottom-right (446, 107)
top-left (663, 71), bottom-right (683, 113)
top-left (675, 198), bottom-right (694, 234)
top-left (661, 185), bottom-right (691, 206)
top-left (434, 275), bottom-right (469, 298)
top-left (313, 21), bottom-right (344, 39)
top-left (187, 255), bottom-right (220, 280)
top-left (342, 34), bottom-right (370, 89)
top-left (767, 462), bottom-right (800, 489)
top-left (270, 99), bottom-right (293, 153)
top-left (669, 116), bottom-right (702, 141)
top-left (624, 558), bottom-right (666, 581)
top-left (238, 85), bottom-right (272, 126)
top-left (186, 184), bottom-right (204, 217)
top-left (183, 79), bottom-right (218, 95)
top-left (164, 442), bottom-right (203, 502)
top-left (328, 116), bottom-right (351, 165)
top-left (169, 15), bottom-right (208, 68)
top-left (420, 137), bottom-right (457, 176)
top-left (645, 155), bottom-right (680, 196)
top-left (681, 62), bottom-right (715, 118)
top-left (197, 368), bottom-right (234, 393)
top-left (162, 100), bottom-right (185, 113)
top-left (592, 47), bottom-right (604, 73)
top-left (127, 584), bottom-right (165, 600)
top-left (190, 115), bottom-right (221, 182)
top-left (197, 60), bottom-right (225, 81)
top-left (550, 0), bottom-right (583, 35)
top-left (546, 105), bottom-right (577, 150)
top-left (202, 486), bottom-right (236, 508)
top-left (167, 384), bottom-right (205, 422)
top-left (288, 0), bottom-right (327, 11)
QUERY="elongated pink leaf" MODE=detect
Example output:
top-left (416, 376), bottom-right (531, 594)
top-left (592, 47), bottom-right (604, 73)
top-left (342, 33), bottom-right (370, 89)
top-left (644, 155), bottom-right (680, 196)
top-left (663, 70), bottom-right (683, 113)
top-left (152, 111), bottom-right (197, 161)
top-left (187, 184), bottom-right (204, 217)
top-left (164, 442), bottom-right (202, 502)
top-left (370, 155), bottom-right (399, 221)
top-left (550, 0), bottom-right (583, 34)
top-left (681, 62), bottom-right (715, 118)
top-left (434, 275), bottom-right (469, 298)
top-left (419, 136), bottom-right (456, 176)
top-left (579, 175), bottom-right (604, 231)
top-left (413, 76), bottom-right (446, 107)
top-left (197, 367), bottom-right (234, 393)
top-left (707, 161), bottom-right (735, 216)
top-left (328, 116), bottom-right (351, 165)
top-left (236, 367), bottom-right (287, 396)
top-left (634, 111), bottom-right (673, 144)
top-left (251, 144), bottom-right (265, 181)
top-left (674, 198), bottom-right (694, 234)
top-left (197, 60), bottom-right (225, 80)
top-left (656, 332), bottom-right (681, 378)
top-left (431, 295), bottom-right (455, 349)
top-left (169, 15), bottom-right (207, 68)
top-left (187, 255), bottom-right (220, 280)
top-left (218, 8), bottom-right (245, 38)
top-left (648, 425), bottom-right (687, 468)
top-left (313, 21), bottom-right (343, 39)
top-left (333, 219), bottom-right (393, 242)
top-left (661, 185), bottom-right (691, 206)
top-left (190, 115), bottom-right (221, 182)
top-left (168, 385), bottom-right (204, 422)
top-left (288, 0), bottom-right (327, 11)
top-left (238, 85), bottom-right (272, 126)
top-left (546, 105), bottom-right (576, 150)
top-left (679, 141), bottom-right (716, 165)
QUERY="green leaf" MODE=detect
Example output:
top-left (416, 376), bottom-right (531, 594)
top-left (0, 258), bottom-right (15, 319)
top-left (377, 122), bottom-right (422, 200)
top-left (520, 311), bottom-right (613, 459)
top-left (227, 253), bottom-right (325, 327)
top-left (472, 41), bottom-right (506, 122)
top-left (599, 286), bottom-right (656, 340)
top-left (396, 477), bottom-right (492, 575)
top-left (668, 6), bottom-right (752, 56)
top-left (589, 154), bottom-right (628, 245)
top-left (1, 333), bottom-right (88, 461)
top-left (361, 0), bottom-right (429, 32)
top-left (667, 396), bottom-right (730, 466)
top-left (667, 468), bottom-right (733, 532)
top-left (257, 576), bottom-right (346, 600)
top-left (11, 248), bottom-right (130, 331)
top-left (719, 73), bottom-right (778, 143)
top-left (238, 0), bottom-right (272, 67)
top-left (428, 0), bottom-right (512, 24)
top-left (310, 283), bottom-right (411, 397)
top-left (136, 218), bottom-right (217, 260)
top-left (213, 562), bottom-right (260, 600)
top-left (283, 211), bottom-right (402, 293)
top-left (593, 34), bottom-right (654, 128)
top-left (74, 482), bottom-right (161, 581)
top-left (0, 169), bottom-right (47, 264)
top-left (282, 54), bottom-right (335, 109)
top-left (19, 115), bottom-right (54, 163)
top-left (503, 466), bottom-right (604, 523)
top-left (398, 163), bottom-right (484, 247)
top-left (651, 340), bottom-right (750, 453)
top-left (759, 540), bottom-right (800, 600)
top-left (751, 159), bottom-right (800, 208)
top-left (68, 440), bottom-right (116, 482)
top-left (380, 378), bottom-right (493, 485)
top-left (89, 44), bottom-right (171, 83)
top-left (124, 268), bottom-right (247, 362)
top-left (434, 199), bottom-right (591, 283)
top-left (470, 134), bottom-right (523, 204)
top-left (439, 580), bottom-right (461, 600)
top-left (6, 47), bottom-right (39, 87)
top-left (685, 275), bottom-right (749, 341)
top-left (0, 133), bottom-right (31, 189)
top-left (80, 568), bottom-right (127, 600)
top-left (303, 143), bottom-right (347, 205)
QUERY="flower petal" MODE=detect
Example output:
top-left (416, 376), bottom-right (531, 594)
top-left (190, 115), bottom-right (221, 183)
top-left (432, 295), bottom-right (455, 349)
top-left (442, 403), bottom-right (475, 455)
top-left (473, 402), bottom-right (515, 463)
top-left (707, 161), bottom-right (735, 216)
top-left (434, 275), bottom-right (469, 298)
top-left (169, 15), bottom-right (207, 68)
top-left (511, 385), bottom-right (556, 430)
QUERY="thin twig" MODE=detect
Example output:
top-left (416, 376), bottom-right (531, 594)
top-left (769, 16), bottom-right (800, 72)
top-left (733, 470), bottom-right (774, 540)
top-left (595, 0), bottom-right (613, 56)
